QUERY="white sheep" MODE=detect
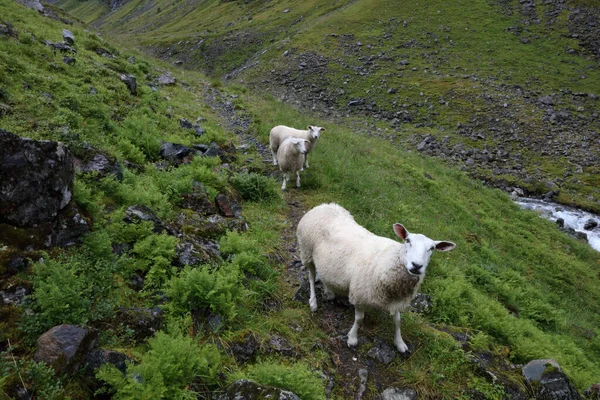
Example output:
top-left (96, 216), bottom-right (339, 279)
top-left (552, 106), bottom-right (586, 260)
top-left (269, 125), bottom-right (325, 169)
top-left (296, 203), bottom-right (456, 352)
top-left (277, 137), bottom-right (309, 190)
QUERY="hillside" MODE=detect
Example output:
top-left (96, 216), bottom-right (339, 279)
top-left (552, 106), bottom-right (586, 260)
top-left (1, 1), bottom-right (600, 399)
top-left (54, 0), bottom-right (600, 214)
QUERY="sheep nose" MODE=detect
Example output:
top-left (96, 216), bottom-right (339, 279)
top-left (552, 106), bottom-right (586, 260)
top-left (410, 262), bottom-right (423, 274)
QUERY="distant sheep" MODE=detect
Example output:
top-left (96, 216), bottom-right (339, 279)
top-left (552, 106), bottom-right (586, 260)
top-left (296, 203), bottom-right (456, 352)
top-left (269, 125), bottom-right (325, 169)
top-left (277, 137), bottom-right (309, 190)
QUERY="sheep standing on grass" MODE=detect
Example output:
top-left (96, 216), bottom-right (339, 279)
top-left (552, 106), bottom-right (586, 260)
top-left (277, 137), bottom-right (310, 190)
top-left (296, 203), bottom-right (456, 352)
top-left (269, 125), bottom-right (325, 169)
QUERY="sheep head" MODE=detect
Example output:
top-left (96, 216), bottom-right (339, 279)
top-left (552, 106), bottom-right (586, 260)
top-left (290, 137), bottom-right (309, 154)
top-left (307, 125), bottom-right (325, 140)
top-left (393, 223), bottom-right (456, 276)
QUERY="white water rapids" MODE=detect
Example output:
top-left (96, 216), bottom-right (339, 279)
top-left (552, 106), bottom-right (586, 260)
top-left (515, 198), bottom-right (600, 252)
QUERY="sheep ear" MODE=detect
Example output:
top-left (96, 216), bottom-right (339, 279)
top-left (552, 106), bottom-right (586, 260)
top-left (308, 125), bottom-right (313, 130)
top-left (393, 223), bottom-right (408, 240)
top-left (320, 127), bottom-right (326, 132)
top-left (434, 241), bottom-right (456, 252)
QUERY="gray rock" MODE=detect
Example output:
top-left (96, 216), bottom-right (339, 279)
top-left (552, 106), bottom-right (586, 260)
top-left (378, 387), bottom-right (417, 400)
top-left (176, 236), bottom-right (221, 266)
top-left (156, 72), bottom-right (176, 86)
top-left (62, 29), bottom-right (75, 45)
top-left (119, 73), bottom-right (136, 95)
top-left (34, 325), bottom-right (97, 375)
top-left (215, 193), bottom-right (242, 218)
top-left (218, 380), bottom-right (300, 400)
top-left (62, 57), bottom-right (76, 65)
top-left (356, 369), bottom-right (369, 400)
top-left (367, 338), bottom-right (397, 364)
top-left (159, 142), bottom-right (192, 161)
top-left (267, 334), bottom-right (295, 357)
top-left (229, 334), bottom-right (259, 363)
top-left (115, 307), bottom-right (162, 341)
top-left (193, 125), bottom-right (206, 137)
top-left (584, 219), bottom-right (598, 230)
top-left (179, 118), bottom-right (193, 129)
top-left (181, 185), bottom-right (217, 215)
top-left (0, 130), bottom-right (74, 227)
top-left (73, 148), bottom-right (123, 180)
top-left (0, 286), bottom-right (29, 306)
top-left (85, 349), bottom-right (129, 376)
top-left (15, 0), bottom-right (43, 12)
top-left (124, 205), bottom-right (167, 234)
top-left (409, 292), bottom-right (432, 314)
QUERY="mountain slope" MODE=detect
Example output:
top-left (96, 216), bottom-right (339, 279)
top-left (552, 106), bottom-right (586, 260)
top-left (2, 1), bottom-right (600, 399)
top-left (57, 0), bottom-right (600, 213)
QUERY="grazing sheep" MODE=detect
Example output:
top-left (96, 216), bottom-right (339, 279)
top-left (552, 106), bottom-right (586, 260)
top-left (269, 125), bottom-right (325, 169)
top-left (296, 203), bottom-right (456, 352)
top-left (277, 137), bottom-right (309, 190)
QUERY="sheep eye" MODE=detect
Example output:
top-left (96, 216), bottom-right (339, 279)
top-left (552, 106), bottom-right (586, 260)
top-left (430, 246), bottom-right (435, 251)
top-left (405, 239), bottom-right (411, 244)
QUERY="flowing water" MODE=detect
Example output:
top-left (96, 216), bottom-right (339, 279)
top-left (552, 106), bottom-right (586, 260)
top-left (515, 197), bottom-right (600, 252)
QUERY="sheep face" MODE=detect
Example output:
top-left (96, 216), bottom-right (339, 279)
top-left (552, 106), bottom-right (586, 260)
top-left (393, 224), bottom-right (456, 276)
top-left (290, 137), bottom-right (309, 154)
top-left (307, 125), bottom-right (325, 140)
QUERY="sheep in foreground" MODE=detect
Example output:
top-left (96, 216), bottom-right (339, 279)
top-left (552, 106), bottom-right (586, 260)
top-left (296, 203), bottom-right (456, 352)
top-left (277, 137), bottom-right (309, 190)
top-left (269, 125), bottom-right (325, 169)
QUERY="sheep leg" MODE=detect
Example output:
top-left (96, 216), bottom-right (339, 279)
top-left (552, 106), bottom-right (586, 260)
top-left (271, 148), bottom-right (278, 165)
top-left (393, 311), bottom-right (408, 353)
top-left (347, 307), bottom-right (364, 347)
top-left (304, 154), bottom-right (309, 169)
top-left (296, 171), bottom-right (301, 188)
top-left (281, 173), bottom-right (288, 191)
top-left (307, 262), bottom-right (318, 312)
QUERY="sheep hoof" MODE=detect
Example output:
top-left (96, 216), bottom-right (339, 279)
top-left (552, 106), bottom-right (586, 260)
top-left (347, 336), bottom-right (358, 347)
top-left (309, 296), bottom-right (317, 312)
top-left (395, 341), bottom-right (409, 353)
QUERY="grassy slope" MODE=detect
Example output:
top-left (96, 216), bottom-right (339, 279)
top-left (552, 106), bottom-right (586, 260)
top-left (58, 0), bottom-right (600, 213)
top-left (1, 1), bottom-right (600, 399)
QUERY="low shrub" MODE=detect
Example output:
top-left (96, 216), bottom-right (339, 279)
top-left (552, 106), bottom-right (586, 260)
top-left (230, 173), bottom-right (279, 202)
top-left (97, 332), bottom-right (221, 399)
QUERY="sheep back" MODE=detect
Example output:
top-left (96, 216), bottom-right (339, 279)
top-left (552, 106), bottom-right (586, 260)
top-left (270, 125), bottom-right (312, 154)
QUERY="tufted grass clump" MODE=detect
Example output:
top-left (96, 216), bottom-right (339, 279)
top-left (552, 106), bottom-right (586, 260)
top-left (97, 331), bottom-right (221, 399)
top-left (230, 361), bottom-right (326, 400)
top-left (230, 173), bottom-right (279, 203)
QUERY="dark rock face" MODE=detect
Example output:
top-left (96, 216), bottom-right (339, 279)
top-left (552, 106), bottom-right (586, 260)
top-left (181, 185), bottom-right (217, 215)
top-left (218, 379), bottom-right (300, 400)
top-left (34, 325), bottom-right (97, 375)
top-left (522, 359), bottom-right (582, 400)
top-left (176, 236), bottom-right (221, 266)
top-left (0, 130), bottom-right (74, 227)
top-left (584, 219), bottom-right (598, 230)
top-left (115, 307), bottom-right (162, 342)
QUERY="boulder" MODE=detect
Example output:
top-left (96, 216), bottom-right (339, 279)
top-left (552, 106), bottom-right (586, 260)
top-left (218, 380), bottom-right (300, 400)
top-left (156, 72), bottom-right (176, 86)
top-left (175, 235), bottom-right (221, 266)
top-left (181, 185), bottom-right (217, 215)
top-left (229, 334), bottom-right (259, 364)
top-left (119, 74), bottom-right (136, 95)
top-left (0, 130), bottom-right (74, 227)
top-left (159, 142), bottom-right (192, 161)
top-left (73, 148), bottom-right (123, 180)
top-left (15, 0), bottom-right (43, 12)
top-left (34, 325), bottom-right (97, 375)
top-left (522, 359), bottom-right (582, 400)
top-left (85, 349), bottom-right (129, 375)
top-left (584, 219), bottom-right (598, 230)
top-left (115, 307), bottom-right (162, 342)
top-left (62, 29), bottom-right (75, 45)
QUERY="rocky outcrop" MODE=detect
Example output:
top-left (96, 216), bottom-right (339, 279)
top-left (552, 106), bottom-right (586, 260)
top-left (0, 130), bottom-right (74, 227)
top-left (34, 325), bottom-right (97, 375)
top-left (218, 380), bottom-right (300, 400)
top-left (522, 359), bottom-right (582, 400)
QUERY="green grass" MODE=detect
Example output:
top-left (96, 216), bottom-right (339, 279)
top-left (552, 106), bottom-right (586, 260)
top-left (2, 1), bottom-right (600, 398)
